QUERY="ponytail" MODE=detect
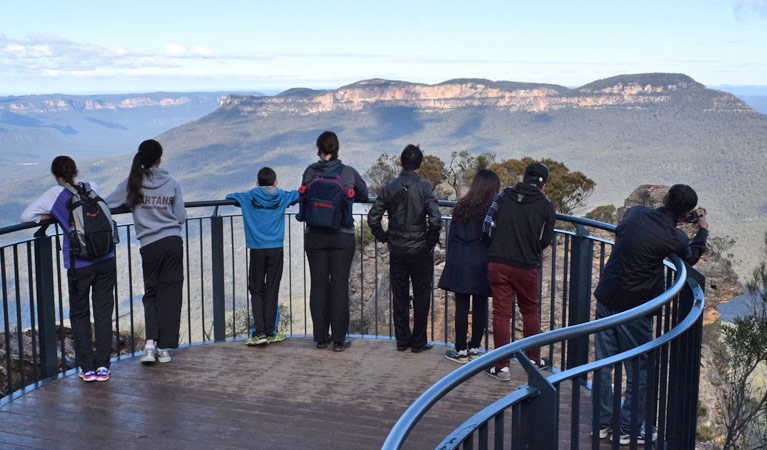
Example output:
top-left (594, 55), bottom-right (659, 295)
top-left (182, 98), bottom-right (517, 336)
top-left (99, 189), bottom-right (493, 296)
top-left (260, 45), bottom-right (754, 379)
top-left (51, 156), bottom-right (78, 186)
top-left (127, 139), bottom-right (163, 207)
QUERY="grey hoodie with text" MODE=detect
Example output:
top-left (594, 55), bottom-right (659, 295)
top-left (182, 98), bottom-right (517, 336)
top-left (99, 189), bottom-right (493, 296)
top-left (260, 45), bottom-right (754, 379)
top-left (105, 167), bottom-right (187, 247)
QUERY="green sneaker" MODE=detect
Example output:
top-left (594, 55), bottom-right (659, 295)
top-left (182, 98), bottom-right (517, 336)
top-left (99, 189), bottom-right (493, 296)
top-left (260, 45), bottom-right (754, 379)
top-left (246, 335), bottom-right (268, 346)
top-left (267, 333), bottom-right (287, 343)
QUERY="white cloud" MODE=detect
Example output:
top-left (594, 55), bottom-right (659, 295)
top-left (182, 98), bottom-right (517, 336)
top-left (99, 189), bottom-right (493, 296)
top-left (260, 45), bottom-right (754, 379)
top-left (3, 43), bottom-right (52, 57)
top-left (163, 43), bottom-right (216, 58)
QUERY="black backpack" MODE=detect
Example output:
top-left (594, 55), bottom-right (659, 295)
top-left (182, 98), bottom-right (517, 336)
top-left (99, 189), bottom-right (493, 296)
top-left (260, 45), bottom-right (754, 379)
top-left (296, 165), bottom-right (355, 229)
top-left (64, 183), bottom-right (118, 259)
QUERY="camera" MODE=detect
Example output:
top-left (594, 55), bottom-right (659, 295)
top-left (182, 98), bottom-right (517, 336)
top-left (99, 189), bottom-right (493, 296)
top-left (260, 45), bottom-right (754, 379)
top-left (682, 210), bottom-right (701, 224)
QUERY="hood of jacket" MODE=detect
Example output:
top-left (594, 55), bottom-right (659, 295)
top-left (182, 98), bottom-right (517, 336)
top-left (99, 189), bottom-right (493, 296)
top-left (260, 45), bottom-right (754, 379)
top-left (309, 158), bottom-right (343, 172)
top-left (143, 167), bottom-right (172, 190)
top-left (509, 183), bottom-right (545, 204)
top-left (249, 186), bottom-right (281, 209)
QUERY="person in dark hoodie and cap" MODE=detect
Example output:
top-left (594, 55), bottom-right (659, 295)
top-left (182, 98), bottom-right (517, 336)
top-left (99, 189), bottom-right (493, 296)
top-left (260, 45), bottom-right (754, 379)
top-left (481, 163), bottom-right (556, 381)
top-left (226, 167), bottom-right (300, 346)
top-left (106, 139), bottom-right (187, 365)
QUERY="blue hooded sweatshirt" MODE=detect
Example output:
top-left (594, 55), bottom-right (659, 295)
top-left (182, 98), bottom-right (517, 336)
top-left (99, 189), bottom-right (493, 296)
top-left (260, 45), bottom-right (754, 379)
top-left (226, 186), bottom-right (300, 249)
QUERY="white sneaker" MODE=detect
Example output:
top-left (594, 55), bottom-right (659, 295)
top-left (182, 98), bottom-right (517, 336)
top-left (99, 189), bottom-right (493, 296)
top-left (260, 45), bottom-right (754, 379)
top-left (619, 429), bottom-right (657, 445)
top-left (141, 346), bottom-right (156, 364)
top-left (591, 425), bottom-right (611, 439)
top-left (157, 348), bottom-right (171, 363)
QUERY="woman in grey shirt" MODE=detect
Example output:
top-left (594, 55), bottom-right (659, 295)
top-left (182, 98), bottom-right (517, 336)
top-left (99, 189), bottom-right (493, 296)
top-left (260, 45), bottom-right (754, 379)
top-left (106, 139), bottom-right (186, 364)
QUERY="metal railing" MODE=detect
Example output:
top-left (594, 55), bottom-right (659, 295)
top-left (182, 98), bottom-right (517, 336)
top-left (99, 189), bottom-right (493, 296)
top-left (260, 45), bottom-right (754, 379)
top-left (383, 218), bottom-right (705, 450)
top-left (0, 199), bottom-right (704, 449)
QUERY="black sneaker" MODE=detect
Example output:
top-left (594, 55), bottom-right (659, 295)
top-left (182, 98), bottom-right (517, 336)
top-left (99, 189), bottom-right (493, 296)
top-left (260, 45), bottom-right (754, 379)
top-left (333, 339), bottom-right (352, 352)
top-left (484, 366), bottom-right (511, 381)
top-left (445, 349), bottom-right (469, 364)
top-left (535, 357), bottom-right (551, 370)
top-left (411, 343), bottom-right (433, 353)
top-left (316, 340), bottom-right (329, 349)
top-left (396, 343), bottom-right (410, 352)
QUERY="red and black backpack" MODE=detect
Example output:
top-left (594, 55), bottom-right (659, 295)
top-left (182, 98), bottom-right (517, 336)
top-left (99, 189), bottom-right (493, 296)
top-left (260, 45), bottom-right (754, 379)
top-left (296, 165), bottom-right (355, 229)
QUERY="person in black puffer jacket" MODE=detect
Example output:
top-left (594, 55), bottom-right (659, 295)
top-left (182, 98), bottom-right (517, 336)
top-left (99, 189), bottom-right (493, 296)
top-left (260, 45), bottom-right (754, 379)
top-left (368, 145), bottom-right (441, 353)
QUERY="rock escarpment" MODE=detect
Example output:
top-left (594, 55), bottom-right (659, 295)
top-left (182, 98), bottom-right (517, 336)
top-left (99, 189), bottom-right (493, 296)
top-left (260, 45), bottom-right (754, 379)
top-left (217, 74), bottom-right (753, 117)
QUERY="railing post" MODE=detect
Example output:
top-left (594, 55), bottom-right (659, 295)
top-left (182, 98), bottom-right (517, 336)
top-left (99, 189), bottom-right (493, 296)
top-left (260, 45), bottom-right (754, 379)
top-left (33, 226), bottom-right (58, 379)
top-left (210, 214), bottom-right (226, 341)
top-left (513, 351), bottom-right (558, 449)
top-left (566, 223), bottom-right (593, 371)
top-left (666, 265), bottom-right (704, 449)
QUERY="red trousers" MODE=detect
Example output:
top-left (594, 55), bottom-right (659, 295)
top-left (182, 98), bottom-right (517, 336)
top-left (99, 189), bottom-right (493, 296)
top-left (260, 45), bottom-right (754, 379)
top-left (488, 262), bottom-right (541, 369)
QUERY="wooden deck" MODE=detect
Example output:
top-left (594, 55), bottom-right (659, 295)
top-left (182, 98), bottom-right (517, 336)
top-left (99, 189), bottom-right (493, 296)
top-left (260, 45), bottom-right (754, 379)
top-left (0, 338), bottom-right (602, 449)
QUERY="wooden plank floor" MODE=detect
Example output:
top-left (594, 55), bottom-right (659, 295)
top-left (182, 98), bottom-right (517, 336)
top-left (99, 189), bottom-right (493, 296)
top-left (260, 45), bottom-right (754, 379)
top-left (0, 338), bottom-right (603, 449)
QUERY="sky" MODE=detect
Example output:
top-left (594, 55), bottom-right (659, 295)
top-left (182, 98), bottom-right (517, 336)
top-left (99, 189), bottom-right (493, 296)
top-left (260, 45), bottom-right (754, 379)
top-left (1, 0), bottom-right (766, 95)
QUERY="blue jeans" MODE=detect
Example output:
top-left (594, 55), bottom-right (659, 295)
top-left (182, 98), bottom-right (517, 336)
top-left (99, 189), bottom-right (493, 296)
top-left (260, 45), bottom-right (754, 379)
top-left (594, 302), bottom-right (653, 434)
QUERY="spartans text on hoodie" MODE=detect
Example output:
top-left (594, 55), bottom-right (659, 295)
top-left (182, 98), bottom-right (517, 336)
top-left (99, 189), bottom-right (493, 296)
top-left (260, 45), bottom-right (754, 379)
top-left (105, 167), bottom-right (187, 247)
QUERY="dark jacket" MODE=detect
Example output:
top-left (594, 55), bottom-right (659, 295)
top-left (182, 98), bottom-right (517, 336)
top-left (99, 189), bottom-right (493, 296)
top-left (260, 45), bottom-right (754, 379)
top-left (487, 183), bottom-right (556, 269)
top-left (300, 159), bottom-right (369, 233)
top-left (368, 169), bottom-right (442, 255)
top-left (438, 214), bottom-right (491, 297)
top-left (595, 206), bottom-right (708, 312)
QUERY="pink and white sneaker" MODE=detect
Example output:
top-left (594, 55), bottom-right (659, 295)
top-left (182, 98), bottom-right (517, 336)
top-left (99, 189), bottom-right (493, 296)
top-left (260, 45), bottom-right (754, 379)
top-left (78, 370), bottom-right (96, 382)
top-left (95, 367), bottom-right (110, 382)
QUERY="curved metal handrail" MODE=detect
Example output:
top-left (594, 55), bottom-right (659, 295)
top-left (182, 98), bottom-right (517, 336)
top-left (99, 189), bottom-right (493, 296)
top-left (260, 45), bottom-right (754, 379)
top-left (382, 250), bottom-right (692, 449)
top-left (435, 273), bottom-right (705, 448)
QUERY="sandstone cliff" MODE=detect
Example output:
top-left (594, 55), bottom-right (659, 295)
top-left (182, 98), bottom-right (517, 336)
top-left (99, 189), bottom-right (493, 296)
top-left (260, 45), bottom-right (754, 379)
top-left (216, 74), bottom-right (753, 117)
top-left (0, 92), bottom-right (232, 113)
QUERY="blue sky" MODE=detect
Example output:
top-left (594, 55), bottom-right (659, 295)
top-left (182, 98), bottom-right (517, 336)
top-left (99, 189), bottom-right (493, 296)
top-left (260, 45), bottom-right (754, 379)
top-left (1, 0), bottom-right (766, 95)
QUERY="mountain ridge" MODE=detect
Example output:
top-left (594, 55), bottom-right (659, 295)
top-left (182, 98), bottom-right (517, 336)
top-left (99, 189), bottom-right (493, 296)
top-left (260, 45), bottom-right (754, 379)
top-left (215, 73), bottom-right (753, 117)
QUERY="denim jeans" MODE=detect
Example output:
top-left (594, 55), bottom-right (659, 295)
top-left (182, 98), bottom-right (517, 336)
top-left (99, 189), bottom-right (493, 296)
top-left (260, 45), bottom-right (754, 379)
top-left (593, 301), bottom-right (654, 434)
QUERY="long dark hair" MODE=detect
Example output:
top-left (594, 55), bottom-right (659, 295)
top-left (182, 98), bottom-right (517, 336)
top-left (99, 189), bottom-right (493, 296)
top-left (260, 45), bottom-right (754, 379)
top-left (127, 139), bottom-right (163, 207)
top-left (453, 169), bottom-right (501, 224)
top-left (51, 156), bottom-right (77, 186)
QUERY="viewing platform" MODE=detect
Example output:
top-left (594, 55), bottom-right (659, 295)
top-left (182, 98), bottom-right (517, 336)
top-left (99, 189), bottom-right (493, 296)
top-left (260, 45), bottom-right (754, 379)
top-left (0, 338), bottom-right (600, 449)
top-left (0, 200), bottom-right (705, 449)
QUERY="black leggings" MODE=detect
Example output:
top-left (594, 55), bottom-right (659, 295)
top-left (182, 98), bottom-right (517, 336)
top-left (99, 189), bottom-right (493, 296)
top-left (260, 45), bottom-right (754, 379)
top-left (305, 231), bottom-right (356, 345)
top-left (453, 293), bottom-right (488, 351)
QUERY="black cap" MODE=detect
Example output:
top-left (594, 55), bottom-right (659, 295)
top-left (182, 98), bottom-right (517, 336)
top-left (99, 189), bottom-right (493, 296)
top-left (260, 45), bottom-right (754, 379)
top-left (523, 163), bottom-right (549, 187)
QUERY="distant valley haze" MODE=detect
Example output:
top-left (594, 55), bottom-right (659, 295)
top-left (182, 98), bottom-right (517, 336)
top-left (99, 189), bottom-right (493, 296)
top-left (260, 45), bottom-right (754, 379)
top-left (1, 73), bottom-right (766, 280)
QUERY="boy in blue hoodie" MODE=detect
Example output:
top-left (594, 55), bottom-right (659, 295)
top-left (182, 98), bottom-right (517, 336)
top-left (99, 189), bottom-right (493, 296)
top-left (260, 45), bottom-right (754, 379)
top-left (226, 167), bottom-right (299, 345)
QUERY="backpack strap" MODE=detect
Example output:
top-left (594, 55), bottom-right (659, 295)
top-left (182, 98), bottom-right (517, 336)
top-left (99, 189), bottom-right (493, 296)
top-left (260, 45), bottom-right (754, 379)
top-left (387, 183), bottom-right (414, 231)
top-left (62, 183), bottom-right (79, 196)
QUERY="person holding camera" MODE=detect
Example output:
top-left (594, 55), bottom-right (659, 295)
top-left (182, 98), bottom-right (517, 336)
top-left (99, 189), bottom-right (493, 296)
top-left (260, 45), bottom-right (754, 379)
top-left (592, 184), bottom-right (708, 445)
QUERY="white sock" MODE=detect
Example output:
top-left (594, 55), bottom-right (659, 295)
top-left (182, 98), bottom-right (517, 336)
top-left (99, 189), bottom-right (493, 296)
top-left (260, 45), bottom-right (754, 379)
top-left (145, 344), bottom-right (155, 349)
